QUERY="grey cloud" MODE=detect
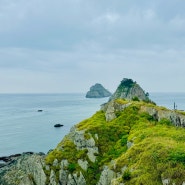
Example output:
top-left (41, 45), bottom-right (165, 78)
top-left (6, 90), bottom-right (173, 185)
top-left (1, 0), bottom-right (185, 50)
top-left (1, 0), bottom-right (185, 92)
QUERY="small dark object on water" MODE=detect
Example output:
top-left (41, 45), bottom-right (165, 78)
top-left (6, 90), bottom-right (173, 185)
top-left (54, 124), bottom-right (64, 128)
top-left (37, 110), bottom-right (43, 112)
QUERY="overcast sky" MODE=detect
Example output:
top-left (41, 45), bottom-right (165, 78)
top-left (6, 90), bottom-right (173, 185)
top-left (0, 0), bottom-right (185, 93)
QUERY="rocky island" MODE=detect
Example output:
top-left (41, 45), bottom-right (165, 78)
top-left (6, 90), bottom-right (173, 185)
top-left (109, 78), bottom-right (149, 101)
top-left (86, 83), bottom-right (112, 98)
top-left (1, 78), bottom-right (185, 185)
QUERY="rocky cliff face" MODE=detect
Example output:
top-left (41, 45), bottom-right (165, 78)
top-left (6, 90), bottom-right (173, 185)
top-left (86, 83), bottom-right (112, 98)
top-left (0, 153), bottom-right (46, 185)
top-left (109, 78), bottom-right (149, 101)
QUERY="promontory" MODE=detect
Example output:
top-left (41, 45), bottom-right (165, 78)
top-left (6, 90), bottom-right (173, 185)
top-left (1, 78), bottom-right (185, 185)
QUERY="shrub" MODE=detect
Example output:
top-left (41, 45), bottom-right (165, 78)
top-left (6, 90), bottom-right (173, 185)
top-left (121, 135), bottom-right (128, 146)
top-left (132, 96), bottom-right (140, 101)
top-left (169, 150), bottom-right (185, 164)
top-left (159, 118), bottom-right (172, 126)
top-left (68, 163), bottom-right (76, 173)
top-left (122, 169), bottom-right (131, 180)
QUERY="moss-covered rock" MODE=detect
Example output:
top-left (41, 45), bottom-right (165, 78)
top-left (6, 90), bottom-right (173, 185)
top-left (109, 78), bottom-right (149, 101)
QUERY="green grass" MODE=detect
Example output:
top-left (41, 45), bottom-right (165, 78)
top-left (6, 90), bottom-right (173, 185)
top-left (44, 100), bottom-right (185, 185)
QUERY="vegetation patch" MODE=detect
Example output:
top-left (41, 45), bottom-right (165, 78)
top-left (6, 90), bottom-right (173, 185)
top-left (44, 100), bottom-right (185, 185)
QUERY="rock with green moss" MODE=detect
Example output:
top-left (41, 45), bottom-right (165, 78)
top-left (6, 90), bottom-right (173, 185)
top-left (109, 78), bottom-right (149, 101)
top-left (86, 83), bottom-right (112, 98)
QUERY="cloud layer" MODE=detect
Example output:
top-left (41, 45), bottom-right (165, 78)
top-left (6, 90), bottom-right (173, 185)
top-left (0, 0), bottom-right (185, 92)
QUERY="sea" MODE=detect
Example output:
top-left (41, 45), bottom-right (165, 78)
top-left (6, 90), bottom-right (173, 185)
top-left (0, 93), bottom-right (185, 157)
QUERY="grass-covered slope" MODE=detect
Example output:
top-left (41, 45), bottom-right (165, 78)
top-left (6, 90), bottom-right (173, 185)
top-left (45, 100), bottom-right (185, 185)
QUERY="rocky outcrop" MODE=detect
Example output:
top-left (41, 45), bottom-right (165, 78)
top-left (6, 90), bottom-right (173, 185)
top-left (0, 153), bottom-right (46, 185)
top-left (97, 166), bottom-right (115, 185)
top-left (140, 106), bottom-right (185, 127)
top-left (73, 129), bottom-right (98, 162)
top-left (101, 100), bottom-right (131, 121)
top-left (86, 83), bottom-right (112, 98)
top-left (109, 78), bottom-right (149, 101)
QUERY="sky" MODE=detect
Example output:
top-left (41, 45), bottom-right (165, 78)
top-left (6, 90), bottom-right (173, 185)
top-left (0, 0), bottom-right (185, 93)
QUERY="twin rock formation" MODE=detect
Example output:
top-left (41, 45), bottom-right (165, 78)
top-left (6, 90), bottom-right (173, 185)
top-left (86, 78), bottom-right (148, 100)
top-left (1, 78), bottom-right (185, 185)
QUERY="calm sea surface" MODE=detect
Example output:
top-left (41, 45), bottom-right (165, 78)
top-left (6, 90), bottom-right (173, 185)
top-left (0, 93), bottom-right (185, 156)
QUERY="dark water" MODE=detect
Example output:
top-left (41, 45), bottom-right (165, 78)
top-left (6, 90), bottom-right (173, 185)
top-left (0, 93), bottom-right (184, 156)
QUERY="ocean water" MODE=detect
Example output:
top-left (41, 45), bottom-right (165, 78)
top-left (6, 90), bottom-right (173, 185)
top-left (0, 93), bottom-right (185, 157)
top-left (0, 94), bottom-right (109, 156)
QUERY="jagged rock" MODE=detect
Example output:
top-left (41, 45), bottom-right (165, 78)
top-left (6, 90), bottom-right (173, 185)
top-left (162, 178), bottom-right (170, 185)
top-left (101, 100), bottom-right (131, 121)
top-left (52, 159), bottom-right (58, 167)
top-left (49, 170), bottom-right (57, 185)
top-left (73, 129), bottom-right (98, 162)
top-left (109, 78), bottom-right (149, 101)
top-left (78, 159), bottom-right (88, 171)
top-left (141, 106), bottom-right (185, 127)
top-left (86, 83), bottom-right (112, 98)
top-left (59, 160), bottom-right (69, 184)
top-left (0, 153), bottom-right (46, 185)
top-left (67, 172), bottom-right (86, 185)
top-left (97, 166), bottom-right (116, 185)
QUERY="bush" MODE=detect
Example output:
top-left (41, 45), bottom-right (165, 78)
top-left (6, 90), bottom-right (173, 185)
top-left (169, 151), bottom-right (185, 164)
top-left (159, 118), bottom-right (172, 126)
top-left (140, 112), bottom-right (155, 121)
top-left (121, 135), bottom-right (128, 146)
top-left (132, 96), bottom-right (140, 101)
top-left (122, 169), bottom-right (131, 180)
top-left (68, 163), bottom-right (76, 173)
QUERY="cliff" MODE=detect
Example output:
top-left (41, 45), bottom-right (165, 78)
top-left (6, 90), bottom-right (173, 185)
top-left (109, 78), bottom-right (149, 101)
top-left (86, 83), bottom-right (112, 98)
top-left (1, 79), bottom-right (185, 185)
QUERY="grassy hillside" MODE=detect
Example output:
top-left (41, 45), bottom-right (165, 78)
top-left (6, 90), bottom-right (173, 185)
top-left (45, 100), bottom-right (185, 185)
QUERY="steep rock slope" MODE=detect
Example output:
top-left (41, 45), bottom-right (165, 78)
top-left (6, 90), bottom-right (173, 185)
top-left (109, 78), bottom-right (149, 101)
top-left (86, 83), bottom-right (112, 98)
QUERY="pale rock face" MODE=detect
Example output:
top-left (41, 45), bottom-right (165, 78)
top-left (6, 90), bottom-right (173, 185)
top-left (141, 106), bottom-right (185, 127)
top-left (67, 172), bottom-right (86, 185)
top-left (49, 170), bottom-right (57, 185)
top-left (78, 159), bottom-right (88, 171)
top-left (86, 83), bottom-right (112, 98)
top-left (97, 166), bottom-right (116, 185)
top-left (59, 160), bottom-right (69, 184)
top-left (73, 129), bottom-right (98, 162)
top-left (109, 78), bottom-right (149, 101)
top-left (126, 141), bottom-right (133, 149)
top-left (19, 176), bottom-right (35, 185)
top-left (162, 178), bottom-right (170, 185)
top-left (0, 153), bottom-right (46, 185)
top-left (102, 100), bottom-right (131, 121)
